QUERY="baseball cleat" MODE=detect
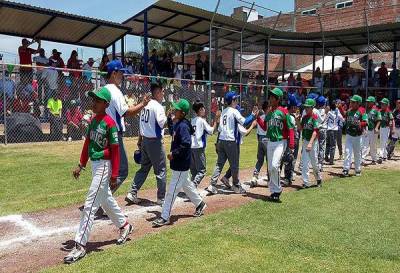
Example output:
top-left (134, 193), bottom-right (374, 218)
top-left (152, 217), bottom-right (170, 227)
top-left (249, 176), bottom-right (258, 188)
top-left (377, 158), bottom-right (383, 164)
top-left (342, 170), bottom-right (349, 177)
top-left (355, 171), bottom-right (361, 177)
top-left (220, 177), bottom-right (231, 189)
top-left (194, 201), bottom-right (207, 217)
top-left (338, 154), bottom-right (343, 160)
top-left (117, 224), bottom-right (133, 245)
top-left (206, 185), bottom-right (218, 195)
top-left (232, 184), bottom-right (246, 194)
top-left (266, 192), bottom-right (281, 203)
top-left (125, 192), bottom-right (139, 204)
top-left (317, 180), bottom-right (322, 187)
top-left (371, 161), bottom-right (377, 165)
top-left (301, 184), bottom-right (310, 189)
top-left (64, 244), bottom-right (86, 264)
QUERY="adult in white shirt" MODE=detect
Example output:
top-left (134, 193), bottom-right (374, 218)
top-left (126, 82), bottom-right (167, 205)
top-left (41, 60), bottom-right (58, 102)
top-left (315, 96), bottom-right (328, 171)
top-left (325, 102), bottom-right (344, 164)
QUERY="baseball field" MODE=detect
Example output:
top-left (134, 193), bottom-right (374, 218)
top-left (1, 136), bottom-right (400, 273)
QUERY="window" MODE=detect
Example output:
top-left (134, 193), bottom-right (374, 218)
top-left (302, 9), bottom-right (317, 15)
top-left (336, 1), bottom-right (353, 9)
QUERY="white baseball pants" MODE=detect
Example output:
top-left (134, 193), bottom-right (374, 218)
top-left (361, 131), bottom-right (369, 163)
top-left (267, 140), bottom-right (285, 194)
top-left (379, 127), bottom-right (390, 159)
top-left (343, 135), bottom-right (362, 172)
top-left (75, 160), bottom-right (127, 246)
top-left (301, 140), bottom-right (321, 187)
top-left (161, 170), bottom-right (203, 221)
top-left (363, 130), bottom-right (378, 161)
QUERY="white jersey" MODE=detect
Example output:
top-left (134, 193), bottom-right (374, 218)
top-left (327, 109), bottom-right (344, 131)
top-left (139, 99), bottom-right (167, 138)
top-left (256, 114), bottom-right (267, 136)
top-left (191, 116), bottom-right (214, 149)
top-left (316, 108), bottom-right (328, 129)
top-left (105, 84), bottom-right (129, 132)
top-left (218, 107), bottom-right (246, 141)
top-left (237, 124), bottom-right (247, 145)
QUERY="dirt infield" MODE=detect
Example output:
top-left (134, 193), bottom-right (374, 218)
top-left (1, 157), bottom-right (399, 273)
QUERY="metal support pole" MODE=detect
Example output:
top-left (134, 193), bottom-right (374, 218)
top-left (231, 49), bottom-right (236, 74)
top-left (112, 43), bottom-right (116, 60)
top-left (312, 44), bottom-right (316, 85)
top-left (318, 14), bottom-right (325, 93)
top-left (282, 53), bottom-right (286, 81)
top-left (143, 10), bottom-right (149, 75)
top-left (331, 55), bottom-right (335, 73)
top-left (209, 0), bottom-right (221, 122)
top-left (214, 29), bottom-right (219, 63)
top-left (364, 8), bottom-right (370, 98)
top-left (2, 63), bottom-right (7, 145)
top-left (121, 37), bottom-right (125, 65)
top-left (393, 41), bottom-right (397, 68)
top-left (103, 48), bottom-right (107, 57)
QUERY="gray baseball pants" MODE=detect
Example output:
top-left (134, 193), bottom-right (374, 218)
top-left (210, 140), bottom-right (240, 187)
top-left (190, 148), bottom-right (207, 186)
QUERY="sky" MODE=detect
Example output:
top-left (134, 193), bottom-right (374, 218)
top-left (0, 0), bottom-right (294, 64)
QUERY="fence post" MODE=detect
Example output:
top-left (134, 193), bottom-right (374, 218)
top-left (2, 62), bottom-right (7, 145)
top-left (95, 70), bottom-right (98, 89)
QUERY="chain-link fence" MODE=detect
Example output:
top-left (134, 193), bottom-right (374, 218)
top-left (0, 63), bottom-right (323, 145)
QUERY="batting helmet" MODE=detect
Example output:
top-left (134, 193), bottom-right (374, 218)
top-left (287, 94), bottom-right (301, 107)
top-left (316, 95), bottom-right (327, 106)
top-left (133, 150), bottom-right (142, 164)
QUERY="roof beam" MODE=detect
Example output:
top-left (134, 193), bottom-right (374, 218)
top-left (32, 16), bottom-right (56, 37)
top-left (142, 13), bottom-right (180, 35)
top-left (75, 24), bottom-right (101, 43)
top-left (334, 36), bottom-right (357, 54)
top-left (159, 18), bottom-right (203, 40)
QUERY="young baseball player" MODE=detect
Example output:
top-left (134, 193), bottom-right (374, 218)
top-left (362, 96), bottom-right (381, 165)
top-left (281, 94), bottom-right (301, 186)
top-left (190, 101), bottom-right (220, 187)
top-left (64, 87), bottom-right (132, 264)
top-left (250, 101), bottom-right (268, 188)
top-left (152, 99), bottom-right (206, 227)
top-left (221, 105), bottom-right (257, 187)
top-left (126, 83), bottom-right (167, 205)
top-left (342, 95), bottom-right (368, 177)
top-left (298, 98), bottom-right (322, 188)
top-left (315, 96), bottom-right (328, 172)
top-left (207, 91), bottom-right (257, 195)
top-left (387, 99), bottom-right (400, 159)
top-left (378, 98), bottom-right (394, 163)
top-left (325, 101), bottom-right (344, 165)
top-left (257, 88), bottom-right (295, 202)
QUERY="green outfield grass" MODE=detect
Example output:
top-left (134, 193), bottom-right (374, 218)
top-left (43, 169), bottom-right (400, 273)
top-left (0, 133), bottom-right (259, 215)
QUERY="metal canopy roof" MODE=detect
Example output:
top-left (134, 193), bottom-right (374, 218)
top-left (0, 0), bottom-right (131, 49)
top-left (123, 0), bottom-right (400, 56)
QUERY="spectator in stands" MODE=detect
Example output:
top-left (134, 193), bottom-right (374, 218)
top-left (12, 92), bottom-right (31, 113)
top-left (33, 48), bottom-right (49, 104)
top-left (183, 64), bottom-right (192, 80)
top-left (82, 57), bottom-right (95, 82)
top-left (212, 55), bottom-right (226, 82)
top-left (287, 72), bottom-right (296, 93)
top-left (148, 61), bottom-right (157, 77)
top-left (210, 89), bottom-right (218, 122)
top-left (18, 38), bottom-right (41, 85)
top-left (67, 50), bottom-right (82, 79)
top-left (99, 54), bottom-right (109, 73)
top-left (0, 71), bottom-right (16, 105)
top-left (348, 69), bottom-right (359, 92)
top-left (149, 49), bottom-right (159, 72)
top-left (195, 54), bottom-right (204, 81)
top-left (389, 64), bottom-right (399, 101)
top-left (367, 59), bottom-right (375, 84)
top-left (47, 91), bottom-right (63, 140)
top-left (204, 55), bottom-right (210, 81)
top-left (296, 73), bottom-right (302, 86)
top-left (51, 49), bottom-right (65, 69)
top-left (66, 99), bottom-right (83, 140)
top-left (342, 56), bottom-right (350, 69)
top-left (41, 59), bottom-right (59, 103)
top-left (174, 63), bottom-right (184, 79)
top-left (378, 62), bottom-right (388, 87)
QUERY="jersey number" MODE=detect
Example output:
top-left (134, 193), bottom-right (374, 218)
top-left (141, 109), bottom-right (150, 123)
top-left (193, 125), bottom-right (197, 132)
top-left (222, 115), bottom-right (227, 126)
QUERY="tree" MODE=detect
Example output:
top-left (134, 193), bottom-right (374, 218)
top-left (141, 38), bottom-right (203, 57)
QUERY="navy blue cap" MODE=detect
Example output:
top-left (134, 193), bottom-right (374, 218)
top-left (106, 60), bottom-right (130, 74)
top-left (225, 91), bottom-right (240, 104)
top-left (316, 95), bottom-right (327, 106)
top-left (287, 94), bottom-right (301, 107)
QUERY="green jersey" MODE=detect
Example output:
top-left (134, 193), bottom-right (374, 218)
top-left (366, 107), bottom-right (381, 131)
top-left (86, 114), bottom-right (119, 161)
top-left (380, 109), bottom-right (393, 128)
top-left (301, 114), bottom-right (318, 141)
top-left (344, 108), bottom-right (367, 137)
top-left (265, 106), bottom-right (294, 142)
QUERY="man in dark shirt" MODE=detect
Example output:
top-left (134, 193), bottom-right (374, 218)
top-left (195, 54), bottom-right (204, 81)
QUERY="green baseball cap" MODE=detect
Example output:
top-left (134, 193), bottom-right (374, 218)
top-left (270, 87), bottom-right (283, 98)
top-left (89, 87), bottom-right (111, 103)
top-left (303, 98), bottom-right (316, 108)
top-left (172, 99), bottom-right (190, 114)
top-left (381, 98), bottom-right (390, 105)
top-left (366, 96), bottom-right (376, 103)
top-left (350, 95), bottom-right (362, 103)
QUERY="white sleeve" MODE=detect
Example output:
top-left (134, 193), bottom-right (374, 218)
top-left (338, 111), bottom-right (344, 122)
top-left (238, 124), bottom-right (247, 136)
top-left (234, 109), bottom-right (246, 125)
top-left (203, 119), bottom-right (214, 135)
top-left (113, 90), bottom-right (129, 117)
top-left (156, 105), bottom-right (167, 128)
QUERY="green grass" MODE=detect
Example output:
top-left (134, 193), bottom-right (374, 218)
top-left (0, 133), bottom-right (259, 215)
top-left (43, 169), bottom-right (400, 273)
